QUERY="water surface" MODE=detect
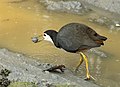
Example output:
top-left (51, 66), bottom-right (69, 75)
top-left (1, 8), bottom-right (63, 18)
top-left (0, 0), bottom-right (120, 87)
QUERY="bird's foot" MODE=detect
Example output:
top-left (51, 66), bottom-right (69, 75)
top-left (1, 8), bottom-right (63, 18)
top-left (75, 68), bottom-right (78, 72)
top-left (84, 77), bottom-right (90, 80)
top-left (84, 75), bottom-right (96, 81)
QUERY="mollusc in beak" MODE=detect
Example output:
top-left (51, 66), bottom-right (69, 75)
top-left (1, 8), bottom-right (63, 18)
top-left (31, 34), bottom-right (44, 43)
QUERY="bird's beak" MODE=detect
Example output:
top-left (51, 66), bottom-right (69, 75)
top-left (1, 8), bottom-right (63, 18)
top-left (38, 34), bottom-right (44, 41)
top-left (31, 34), bottom-right (44, 43)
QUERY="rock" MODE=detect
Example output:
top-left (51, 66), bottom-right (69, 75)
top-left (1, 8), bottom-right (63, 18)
top-left (39, 0), bottom-right (91, 15)
top-left (115, 23), bottom-right (120, 27)
top-left (88, 16), bottom-right (120, 31)
top-left (109, 25), bottom-right (115, 30)
top-left (0, 48), bottom-right (100, 87)
top-left (89, 48), bottom-right (107, 58)
top-left (82, 0), bottom-right (120, 14)
top-left (44, 71), bottom-right (50, 74)
top-left (96, 18), bottom-right (105, 25)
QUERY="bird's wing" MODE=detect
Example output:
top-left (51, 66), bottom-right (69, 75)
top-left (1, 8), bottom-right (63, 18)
top-left (56, 23), bottom-right (100, 52)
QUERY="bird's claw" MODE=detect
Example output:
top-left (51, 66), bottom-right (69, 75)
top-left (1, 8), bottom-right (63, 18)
top-left (75, 68), bottom-right (79, 73)
top-left (84, 75), bottom-right (96, 81)
top-left (84, 77), bottom-right (90, 80)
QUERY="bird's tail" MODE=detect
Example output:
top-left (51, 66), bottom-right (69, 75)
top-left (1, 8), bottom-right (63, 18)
top-left (98, 35), bottom-right (107, 41)
top-left (95, 35), bottom-right (107, 45)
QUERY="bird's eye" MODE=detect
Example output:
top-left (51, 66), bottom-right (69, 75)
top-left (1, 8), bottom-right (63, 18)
top-left (94, 33), bottom-right (97, 36)
top-left (44, 34), bottom-right (46, 36)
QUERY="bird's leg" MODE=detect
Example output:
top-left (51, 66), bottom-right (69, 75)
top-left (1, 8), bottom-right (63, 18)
top-left (80, 52), bottom-right (90, 80)
top-left (80, 52), bottom-right (95, 80)
top-left (75, 55), bottom-right (83, 72)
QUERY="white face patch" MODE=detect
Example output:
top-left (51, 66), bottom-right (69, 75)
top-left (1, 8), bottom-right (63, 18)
top-left (43, 33), bottom-right (53, 44)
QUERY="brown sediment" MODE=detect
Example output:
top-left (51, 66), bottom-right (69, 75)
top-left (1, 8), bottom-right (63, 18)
top-left (8, 0), bottom-right (27, 3)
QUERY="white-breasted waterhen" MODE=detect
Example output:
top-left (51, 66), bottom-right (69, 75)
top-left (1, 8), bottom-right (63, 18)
top-left (40, 23), bottom-right (107, 80)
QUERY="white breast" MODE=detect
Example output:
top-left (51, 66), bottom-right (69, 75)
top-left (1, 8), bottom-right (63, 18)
top-left (43, 33), bottom-right (53, 44)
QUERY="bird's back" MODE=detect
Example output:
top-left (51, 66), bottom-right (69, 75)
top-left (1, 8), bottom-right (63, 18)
top-left (56, 23), bottom-right (106, 52)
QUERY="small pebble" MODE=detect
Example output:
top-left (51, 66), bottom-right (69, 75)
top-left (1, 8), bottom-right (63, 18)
top-left (44, 71), bottom-right (50, 74)
top-left (38, 64), bottom-right (41, 66)
top-left (115, 23), bottom-right (120, 27)
top-left (17, 54), bottom-right (22, 57)
top-left (41, 79), bottom-right (47, 83)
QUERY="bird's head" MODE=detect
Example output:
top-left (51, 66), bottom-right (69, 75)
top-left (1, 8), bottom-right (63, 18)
top-left (43, 30), bottom-right (58, 44)
top-left (31, 30), bottom-right (58, 44)
top-left (43, 30), bottom-right (60, 48)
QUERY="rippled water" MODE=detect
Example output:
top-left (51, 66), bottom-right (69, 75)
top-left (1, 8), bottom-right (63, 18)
top-left (0, 0), bottom-right (120, 87)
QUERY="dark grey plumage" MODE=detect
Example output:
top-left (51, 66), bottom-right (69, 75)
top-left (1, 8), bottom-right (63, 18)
top-left (44, 23), bottom-right (107, 53)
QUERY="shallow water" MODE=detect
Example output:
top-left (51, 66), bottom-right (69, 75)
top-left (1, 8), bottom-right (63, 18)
top-left (0, 0), bottom-right (120, 87)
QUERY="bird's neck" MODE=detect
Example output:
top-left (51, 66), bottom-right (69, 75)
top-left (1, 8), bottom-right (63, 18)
top-left (50, 32), bottom-right (60, 48)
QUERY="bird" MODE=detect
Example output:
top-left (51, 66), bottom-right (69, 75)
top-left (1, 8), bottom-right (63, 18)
top-left (42, 23), bottom-right (107, 80)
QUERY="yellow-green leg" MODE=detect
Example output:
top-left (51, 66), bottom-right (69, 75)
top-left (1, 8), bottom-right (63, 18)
top-left (80, 52), bottom-right (90, 80)
top-left (79, 52), bottom-right (95, 80)
top-left (75, 55), bottom-right (83, 71)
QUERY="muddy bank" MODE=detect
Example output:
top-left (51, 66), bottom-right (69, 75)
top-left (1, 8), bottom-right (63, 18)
top-left (0, 48), bottom-right (100, 87)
